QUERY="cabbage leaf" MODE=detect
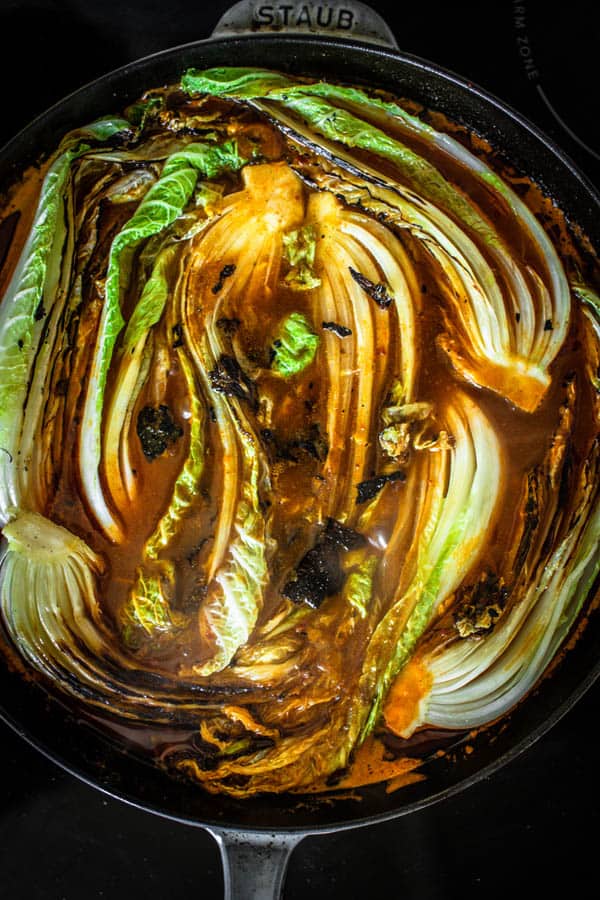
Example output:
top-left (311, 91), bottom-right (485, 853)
top-left (270, 312), bottom-right (319, 376)
top-left (357, 392), bottom-right (503, 738)
top-left (79, 139), bottom-right (245, 540)
top-left (0, 119), bottom-right (134, 524)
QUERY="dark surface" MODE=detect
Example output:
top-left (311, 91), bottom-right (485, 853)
top-left (0, 0), bottom-right (598, 184)
top-left (1, 686), bottom-right (598, 899)
top-left (0, 0), bottom-right (599, 897)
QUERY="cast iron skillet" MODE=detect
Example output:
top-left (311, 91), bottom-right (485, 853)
top-left (0, 2), bottom-right (599, 896)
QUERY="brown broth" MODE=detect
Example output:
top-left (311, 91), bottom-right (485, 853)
top-left (1, 85), bottom-right (598, 795)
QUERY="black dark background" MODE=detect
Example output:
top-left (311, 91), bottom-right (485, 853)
top-left (0, 1), bottom-right (598, 897)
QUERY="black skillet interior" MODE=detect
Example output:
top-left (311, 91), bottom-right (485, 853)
top-left (1, 34), bottom-right (599, 834)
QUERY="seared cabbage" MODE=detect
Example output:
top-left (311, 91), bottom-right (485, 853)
top-left (0, 69), bottom-right (598, 798)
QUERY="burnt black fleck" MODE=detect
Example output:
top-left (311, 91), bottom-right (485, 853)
top-left (212, 264), bottom-right (236, 294)
top-left (209, 354), bottom-right (258, 411)
top-left (260, 423), bottom-right (328, 462)
top-left (322, 321), bottom-right (352, 338)
top-left (348, 267), bottom-right (394, 309)
top-left (137, 404), bottom-right (183, 461)
top-left (356, 470), bottom-right (406, 504)
top-left (282, 517), bottom-right (366, 609)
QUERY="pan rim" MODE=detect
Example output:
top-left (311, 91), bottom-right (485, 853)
top-left (1, 33), bottom-right (598, 209)
top-left (1, 653), bottom-right (599, 834)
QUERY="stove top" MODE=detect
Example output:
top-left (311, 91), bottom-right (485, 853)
top-left (0, 2), bottom-right (598, 897)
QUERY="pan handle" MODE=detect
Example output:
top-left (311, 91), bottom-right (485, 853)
top-left (207, 827), bottom-right (305, 899)
top-left (211, 0), bottom-right (398, 49)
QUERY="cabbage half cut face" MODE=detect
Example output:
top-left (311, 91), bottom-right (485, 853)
top-left (0, 69), bottom-right (598, 797)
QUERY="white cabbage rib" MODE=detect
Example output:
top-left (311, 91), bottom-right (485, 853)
top-left (103, 244), bottom-right (177, 511)
top-left (180, 163), bottom-right (305, 675)
top-left (399, 326), bottom-right (600, 734)
top-left (306, 191), bottom-right (418, 521)
top-left (413, 458), bottom-right (599, 731)
top-left (335, 83), bottom-right (570, 368)
top-left (0, 152), bottom-right (77, 522)
top-left (358, 391), bottom-right (503, 738)
top-left (261, 100), bottom-right (569, 411)
top-left (79, 140), bottom-right (245, 542)
top-left (0, 146), bottom-right (131, 525)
